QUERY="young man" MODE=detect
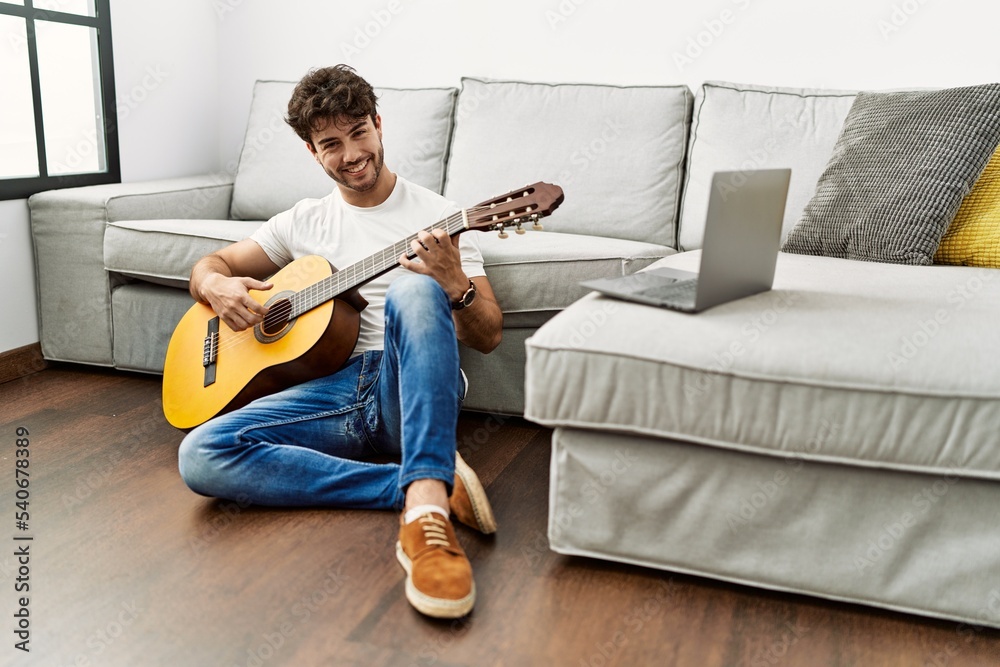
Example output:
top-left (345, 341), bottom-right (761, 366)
top-left (177, 65), bottom-right (503, 619)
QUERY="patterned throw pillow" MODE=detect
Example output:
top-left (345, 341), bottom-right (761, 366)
top-left (782, 84), bottom-right (1000, 265)
top-left (934, 145), bottom-right (1000, 267)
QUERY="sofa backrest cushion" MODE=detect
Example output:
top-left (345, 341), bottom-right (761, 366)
top-left (783, 84), bottom-right (1000, 265)
top-left (678, 81), bottom-right (858, 250)
top-left (935, 144), bottom-right (1000, 268)
top-left (230, 81), bottom-right (457, 221)
top-left (443, 78), bottom-right (692, 247)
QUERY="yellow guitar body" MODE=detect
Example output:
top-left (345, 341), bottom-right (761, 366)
top-left (162, 255), bottom-right (362, 430)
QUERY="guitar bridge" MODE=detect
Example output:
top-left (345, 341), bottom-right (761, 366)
top-left (202, 317), bottom-right (219, 387)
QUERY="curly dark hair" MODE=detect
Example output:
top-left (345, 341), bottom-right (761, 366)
top-left (285, 65), bottom-right (379, 145)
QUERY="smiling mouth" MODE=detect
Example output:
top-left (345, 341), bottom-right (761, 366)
top-left (343, 158), bottom-right (369, 175)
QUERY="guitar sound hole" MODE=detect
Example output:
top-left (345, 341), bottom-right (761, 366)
top-left (260, 298), bottom-right (292, 337)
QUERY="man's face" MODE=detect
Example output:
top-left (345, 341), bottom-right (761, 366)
top-left (308, 114), bottom-right (385, 194)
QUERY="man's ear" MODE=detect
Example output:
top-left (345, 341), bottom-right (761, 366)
top-left (306, 141), bottom-right (319, 162)
top-left (374, 114), bottom-right (382, 139)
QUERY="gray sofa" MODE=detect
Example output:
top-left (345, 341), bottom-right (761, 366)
top-left (525, 81), bottom-right (1000, 629)
top-left (29, 77), bottom-right (1000, 628)
top-left (29, 77), bottom-right (690, 415)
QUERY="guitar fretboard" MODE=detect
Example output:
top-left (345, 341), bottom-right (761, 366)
top-left (288, 209), bottom-right (469, 317)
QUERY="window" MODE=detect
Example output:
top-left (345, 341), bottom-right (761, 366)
top-left (0, 0), bottom-right (119, 200)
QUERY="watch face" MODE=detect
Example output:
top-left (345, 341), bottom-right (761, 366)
top-left (453, 281), bottom-right (476, 310)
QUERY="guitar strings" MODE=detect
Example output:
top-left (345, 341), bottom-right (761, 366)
top-left (208, 204), bottom-right (508, 358)
top-left (288, 199), bottom-right (534, 314)
top-left (290, 210), bottom-right (471, 315)
top-left (211, 198), bottom-right (532, 357)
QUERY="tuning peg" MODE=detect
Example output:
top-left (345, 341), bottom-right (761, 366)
top-left (498, 230), bottom-right (509, 239)
top-left (531, 214), bottom-right (543, 231)
top-left (515, 222), bottom-right (525, 235)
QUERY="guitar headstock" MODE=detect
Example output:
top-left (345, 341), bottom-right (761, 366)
top-left (466, 182), bottom-right (564, 237)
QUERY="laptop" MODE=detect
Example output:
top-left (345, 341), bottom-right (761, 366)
top-left (580, 168), bottom-right (791, 313)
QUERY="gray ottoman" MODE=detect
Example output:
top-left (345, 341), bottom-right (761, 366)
top-left (525, 250), bottom-right (1000, 628)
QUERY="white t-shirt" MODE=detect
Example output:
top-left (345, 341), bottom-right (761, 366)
top-left (250, 176), bottom-right (486, 357)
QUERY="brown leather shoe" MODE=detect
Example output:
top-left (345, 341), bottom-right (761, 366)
top-left (451, 452), bottom-right (497, 534)
top-left (396, 513), bottom-right (476, 618)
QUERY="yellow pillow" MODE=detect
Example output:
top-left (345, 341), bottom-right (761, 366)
top-left (935, 146), bottom-right (1000, 266)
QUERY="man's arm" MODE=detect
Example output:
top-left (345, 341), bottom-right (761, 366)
top-left (189, 239), bottom-right (282, 332)
top-left (452, 276), bottom-right (503, 354)
top-left (400, 229), bottom-right (503, 354)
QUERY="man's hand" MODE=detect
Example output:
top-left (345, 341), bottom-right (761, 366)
top-left (398, 228), bottom-right (503, 353)
top-left (189, 240), bottom-right (281, 332)
top-left (399, 228), bottom-right (469, 302)
top-left (200, 273), bottom-right (273, 332)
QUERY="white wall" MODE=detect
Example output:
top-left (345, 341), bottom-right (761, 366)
top-left (110, 0), bottom-right (219, 181)
top-left (6, 0), bottom-right (1000, 355)
top-left (216, 0), bottom-right (1000, 163)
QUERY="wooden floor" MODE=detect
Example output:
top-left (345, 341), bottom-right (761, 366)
top-left (2, 366), bottom-right (1000, 667)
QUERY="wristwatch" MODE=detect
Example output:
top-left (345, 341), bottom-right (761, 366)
top-left (451, 279), bottom-right (477, 311)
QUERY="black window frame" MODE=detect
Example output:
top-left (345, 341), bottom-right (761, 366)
top-left (0, 0), bottom-right (120, 200)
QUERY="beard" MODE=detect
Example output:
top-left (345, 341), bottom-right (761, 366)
top-left (327, 143), bottom-right (385, 194)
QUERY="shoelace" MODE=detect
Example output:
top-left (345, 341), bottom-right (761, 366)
top-left (419, 514), bottom-right (451, 548)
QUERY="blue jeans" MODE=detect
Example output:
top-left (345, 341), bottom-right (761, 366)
top-left (177, 274), bottom-right (464, 510)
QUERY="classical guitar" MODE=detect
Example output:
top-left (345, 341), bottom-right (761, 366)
top-left (162, 182), bottom-right (564, 429)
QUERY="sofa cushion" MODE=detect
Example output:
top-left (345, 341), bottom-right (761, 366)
top-left (679, 81), bottom-right (857, 251)
top-left (106, 220), bottom-right (670, 320)
top-left (444, 78), bottom-right (692, 248)
top-left (105, 219), bottom-right (264, 288)
top-left (935, 145), bottom-right (1000, 267)
top-left (230, 81), bottom-right (457, 221)
top-left (479, 230), bottom-right (672, 324)
top-left (525, 252), bottom-right (1000, 481)
top-left (783, 84), bottom-right (1000, 265)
